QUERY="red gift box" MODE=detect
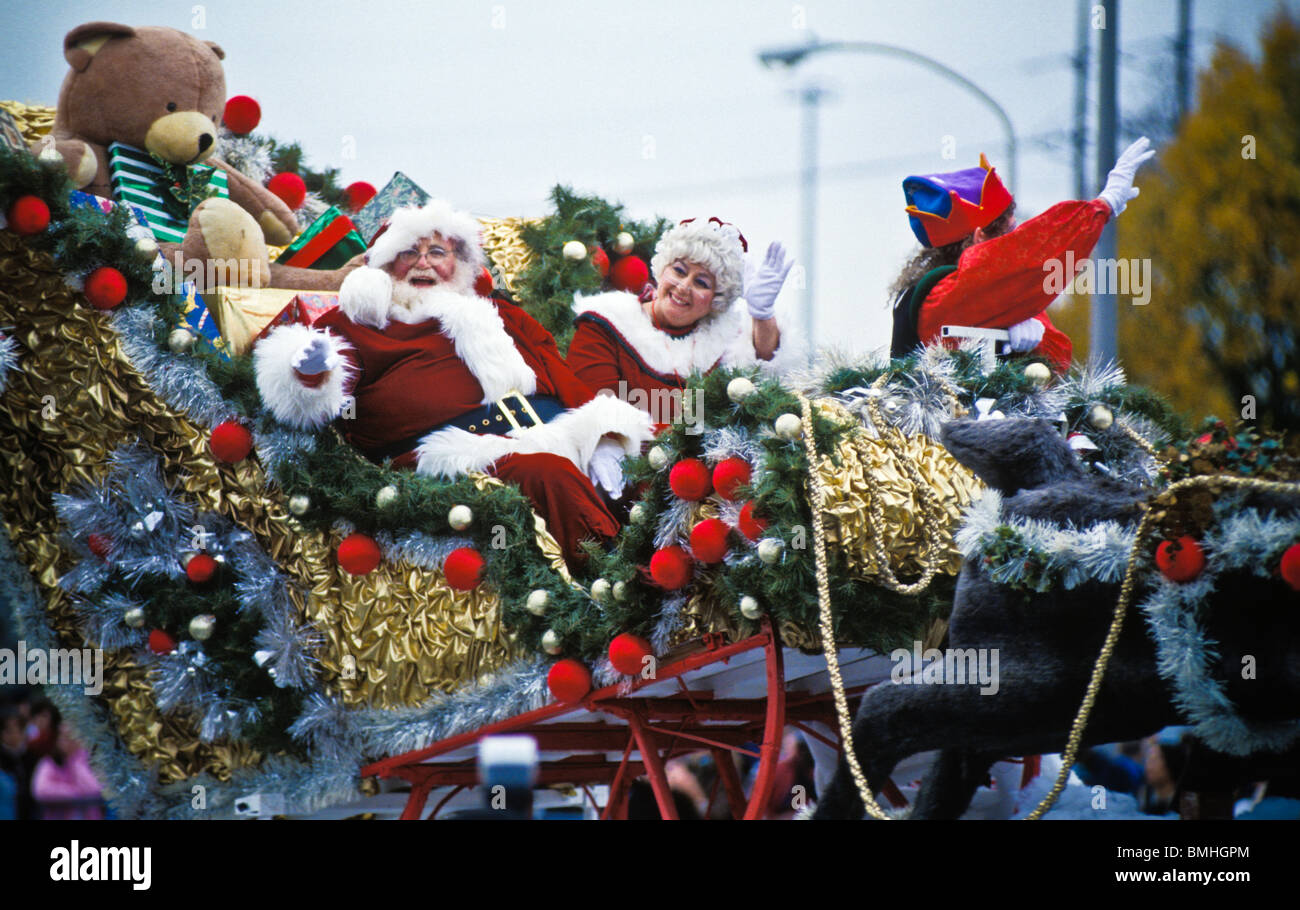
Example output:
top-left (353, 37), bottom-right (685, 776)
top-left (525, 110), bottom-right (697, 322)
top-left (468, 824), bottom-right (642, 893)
top-left (253, 293), bottom-right (338, 347)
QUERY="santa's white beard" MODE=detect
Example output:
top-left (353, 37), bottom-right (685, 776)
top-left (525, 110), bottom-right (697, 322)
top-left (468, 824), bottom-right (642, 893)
top-left (389, 270), bottom-right (474, 323)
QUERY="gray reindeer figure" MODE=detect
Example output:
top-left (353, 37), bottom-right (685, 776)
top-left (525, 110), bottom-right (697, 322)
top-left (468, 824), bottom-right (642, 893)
top-left (813, 417), bottom-right (1300, 819)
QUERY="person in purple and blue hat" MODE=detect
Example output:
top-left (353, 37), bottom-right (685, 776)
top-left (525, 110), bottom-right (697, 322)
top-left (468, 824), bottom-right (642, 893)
top-left (889, 138), bottom-right (1155, 372)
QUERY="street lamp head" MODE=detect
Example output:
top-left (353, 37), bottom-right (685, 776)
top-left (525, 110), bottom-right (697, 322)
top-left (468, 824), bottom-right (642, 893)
top-left (757, 37), bottom-right (822, 68)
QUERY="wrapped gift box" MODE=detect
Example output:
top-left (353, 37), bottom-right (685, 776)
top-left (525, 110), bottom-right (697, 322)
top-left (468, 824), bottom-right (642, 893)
top-left (253, 292), bottom-right (338, 348)
top-left (274, 206), bottom-right (365, 270)
top-left (351, 171), bottom-right (430, 243)
top-left (176, 282), bottom-right (232, 361)
top-left (206, 286), bottom-right (301, 357)
top-left (107, 142), bottom-right (229, 244)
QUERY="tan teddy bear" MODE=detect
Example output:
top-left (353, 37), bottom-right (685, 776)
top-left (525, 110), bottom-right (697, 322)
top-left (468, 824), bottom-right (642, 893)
top-left (34, 21), bottom-right (360, 292)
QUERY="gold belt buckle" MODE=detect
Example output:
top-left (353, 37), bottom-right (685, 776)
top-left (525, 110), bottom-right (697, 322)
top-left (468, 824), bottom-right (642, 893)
top-left (496, 389), bottom-right (542, 431)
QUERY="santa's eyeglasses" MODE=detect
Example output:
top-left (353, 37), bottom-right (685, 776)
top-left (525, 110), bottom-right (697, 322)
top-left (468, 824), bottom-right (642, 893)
top-left (396, 246), bottom-right (451, 266)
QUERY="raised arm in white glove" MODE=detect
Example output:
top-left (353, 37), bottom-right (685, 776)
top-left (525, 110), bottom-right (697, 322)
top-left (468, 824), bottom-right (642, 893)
top-left (1097, 136), bottom-right (1156, 219)
top-left (292, 334), bottom-right (341, 377)
top-left (588, 437), bottom-right (627, 500)
top-left (1007, 316), bottom-right (1045, 353)
top-left (743, 241), bottom-right (794, 321)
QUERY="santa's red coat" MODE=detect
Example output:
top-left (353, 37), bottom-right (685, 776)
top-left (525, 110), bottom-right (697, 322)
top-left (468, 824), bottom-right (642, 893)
top-left (916, 198), bottom-right (1110, 371)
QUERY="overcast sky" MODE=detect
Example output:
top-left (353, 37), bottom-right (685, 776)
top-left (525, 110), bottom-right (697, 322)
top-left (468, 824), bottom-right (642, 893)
top-left (3, 0), bottom-right (1294, 356)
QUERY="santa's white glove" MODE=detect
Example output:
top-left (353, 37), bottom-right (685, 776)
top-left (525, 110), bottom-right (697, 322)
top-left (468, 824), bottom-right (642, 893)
top-left (588, 438), bottom-right (627, 499)
top-left (1097, 136), bottom-right (1156, 219)
top-left (1006, 317), bottom-right (1045, 353)
top-left (742, 242), bottom-right (794, 322)
top-left (292, 334), bottom-right (340, 376)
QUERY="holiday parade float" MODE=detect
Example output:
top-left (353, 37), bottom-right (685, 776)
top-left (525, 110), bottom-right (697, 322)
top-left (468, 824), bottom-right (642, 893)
top-left (3, 87), bottom-right (1300, 819)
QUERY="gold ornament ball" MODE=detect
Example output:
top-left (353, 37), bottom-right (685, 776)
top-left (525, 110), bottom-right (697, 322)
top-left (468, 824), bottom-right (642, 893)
top-left (189, 614), bottom-right (216, 641)
top-left (647, 446), bottom-right (668, 470)
top-left (739, 596), bottom-right (762, 620)
top-left (562, 240), bottom-right (587, 261)
top-left (612, 580), bottom-right (628, 602)
top-left (1024, 361), bottom-right (1051, 387)
top-left (375, 485), bottom-right (399, 508)
top-left (123, 606), bottom-right (146, 629)
top-left (288, 494), bottom-right (310, 516)
top-left (628, 503), bottom-right (649, 525)
top-left (590, 578), bottom-right (612, 604)
top-left (774, 413), bottom-right (802, 439)
top-left (726, 377), bottom-right (757, 402)
top-left (525, 589), bottom-right (549, 616)
top-left (541, 628), bottom-right (562, 655)
top-left (168, 328), bottom-right (195, 353)
top-left (1089, 404), bottom-right (1114, 430)
top-left (448, 504), bottom-right (473, 530)
top-left (614, 231), bottom-right (635, 254)
top-left (757, 538), bottom-right (784, 565)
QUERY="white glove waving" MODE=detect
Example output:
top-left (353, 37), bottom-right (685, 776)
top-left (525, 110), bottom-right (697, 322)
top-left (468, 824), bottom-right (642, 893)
top-left (1007, 317), bottom-right (1045, 353)
top-left (1098, 136), bottom-right (1156, 219)
top-left (292, 334), bottom-right (340, 376)
top-left (742, 241), bottom-right (794, 322)
top-left (588, 437), bottom-right (627, 500)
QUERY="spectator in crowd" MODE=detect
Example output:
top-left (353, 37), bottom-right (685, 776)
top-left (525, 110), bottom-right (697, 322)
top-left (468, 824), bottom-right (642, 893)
top-left (0, 702), bottom-right (37, 820)
top-left (25, 696), bottom-right (60, 762)
top-left (32, 722), bottom-right (105, 820)
top-left (1139, 729), bottom-right (1189, 816)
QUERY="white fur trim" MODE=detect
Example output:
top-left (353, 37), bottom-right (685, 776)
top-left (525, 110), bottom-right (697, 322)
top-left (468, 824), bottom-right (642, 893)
top-left (366, 200), bottom-right (485, 271)
top-left (415, 393), bottom-right (655, 479)
top-left (338, 266), bottom-right (395, 330)
top-left (254, 323), bottom-right (352, 429)
top-left (650, 220), bottom-right (746, 310)
top-left (573, 290), bottom-right (745, 380)
top-left (724, 299), bottom-right (806, 376)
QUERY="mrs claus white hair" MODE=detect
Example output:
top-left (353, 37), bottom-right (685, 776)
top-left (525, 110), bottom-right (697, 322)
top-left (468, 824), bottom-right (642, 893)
top-left (650, 219), bottom-right (746, 313)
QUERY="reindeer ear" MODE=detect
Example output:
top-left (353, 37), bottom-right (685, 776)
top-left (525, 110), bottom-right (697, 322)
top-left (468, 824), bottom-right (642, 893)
top-left (940, 418), bottom-right (1083, 495)
top-left (63, 21), bottom-right (136, 72)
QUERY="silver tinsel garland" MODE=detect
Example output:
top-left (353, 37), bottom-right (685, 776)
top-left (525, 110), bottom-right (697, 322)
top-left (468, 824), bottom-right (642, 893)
top-left (0, 331), bottom-right (17, 394)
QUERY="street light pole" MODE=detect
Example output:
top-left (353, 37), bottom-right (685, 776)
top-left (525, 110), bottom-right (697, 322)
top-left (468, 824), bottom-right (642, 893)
top-left (798, 84), bottom-right (825, 362)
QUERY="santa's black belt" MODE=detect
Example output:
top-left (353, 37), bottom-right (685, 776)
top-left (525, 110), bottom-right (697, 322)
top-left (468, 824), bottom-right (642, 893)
top-left (372, 392), bottom-right (565, 460)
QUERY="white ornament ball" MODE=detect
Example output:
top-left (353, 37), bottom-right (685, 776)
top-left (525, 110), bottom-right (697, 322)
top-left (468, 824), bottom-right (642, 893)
top-left (562, 240), bottom-right (587, 261)
top-left (628, 503), bottom-right (649, 525)
top-left (774, 413), bottom-right (802, 439)
top-left (189, 614), bottom-right (216, 641)
top-left (614, 231), bottom-right (635, 254)
top-left (124, 606), bottom-right (146, 629)
top-left (287, 494), bottom-right (310, 516)
top-left (375, 485), bottom-right (398, 509)
top-left (135, 236), bottom-right (159, 258)
top-left (1089, 404), bottom-right (1114, 431)
top-left (612, 580), bottom-right (628, 602)
top-left (647, 446), bottom-right (668, 470)
top-left (541, 628), bottom-right (562, 655)
top-left (726, 377), bottom-right (757, 402)
top-left (168, 327), bottom-right (195, 353)
top-left (447, 504), bottom-right (473, 531)
top-left (590, 578), bottom-right (612, 604)
top-left (757, 538), bottom-right (784, 565)
top-left (38, 145), bottom-right (64, 165)
top-left (525, 589), bottom-right (549, 616)
top-left (739, 596), bottom-right (762, 620)
top-left (1024, 361), bottom-right (1051, 387)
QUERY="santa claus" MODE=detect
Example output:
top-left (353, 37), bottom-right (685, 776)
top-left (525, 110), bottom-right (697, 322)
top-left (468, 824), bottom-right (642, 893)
top-left (254, 200), bottom-right (655, 565)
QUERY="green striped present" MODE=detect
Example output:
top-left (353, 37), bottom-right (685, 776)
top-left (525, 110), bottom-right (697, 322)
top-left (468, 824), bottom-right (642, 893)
top-left (107, 142), bottom-right (229, 244)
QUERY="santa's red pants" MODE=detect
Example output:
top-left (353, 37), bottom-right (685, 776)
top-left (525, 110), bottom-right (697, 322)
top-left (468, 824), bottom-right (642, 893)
top-left (489, 452), bottom-right (620, 567)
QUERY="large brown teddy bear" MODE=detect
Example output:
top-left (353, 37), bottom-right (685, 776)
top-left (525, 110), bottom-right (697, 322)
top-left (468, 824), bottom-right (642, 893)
top-left (33, 21), bottom-right (360, 292)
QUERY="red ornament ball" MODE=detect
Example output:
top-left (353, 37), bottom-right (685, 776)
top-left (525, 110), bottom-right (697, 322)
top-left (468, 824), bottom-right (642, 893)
top-left (690, 518), bottom-right (731, 564)
top-left (342, 180), bottom-right (377, 211)
top-left (712, 457), bottom-right (752, 501)
top-left (650, 545), bottom-right (693, 590)
top-left (1155, 536), bottom-right (1206, 583)
top-left (7, 195), bottom-right (50, 236)
top-left (443, 547), bottom-right (486, 590)
top-left (87, 533), bottom-right (112, 559)
top-left (222, 95), bottom-right (262, 135)
top-left (84, 266), bottom-right (128, 310)
top-left (547, 658), bottom-right (592, 703)
top-left (737, 501), bottom-right (768, 542)
top-left (591, 246), bottom-right (610, 278)
top-left (209, 420), bottom-right (253, 463)
top-left (186, 553), bottom-right (218, 584)
top-left (608, 632), bottom-right (653, 676)
top-left (148, 629), bottom-right (177, 655)
top-left (474, 267), bottom-right (494, 297)
top-left (337, 533), bottom-right (382, 575)
top-left (669, 458), bottom-right (712, 501)
top-left (1280, 543), bottom-right (1300, 591)
top-left (610, 255), bottom-right (650, 293)
top-left (267, 172), bottom-right (307, 210)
